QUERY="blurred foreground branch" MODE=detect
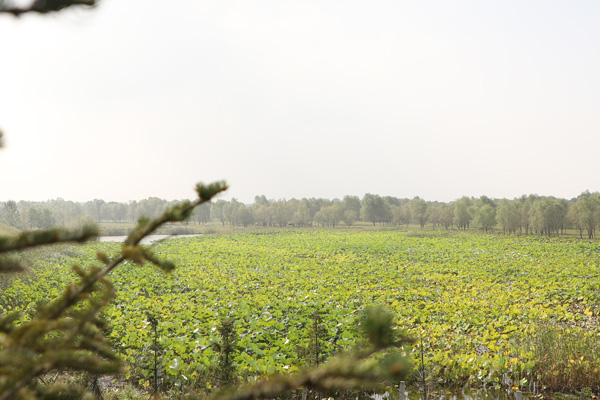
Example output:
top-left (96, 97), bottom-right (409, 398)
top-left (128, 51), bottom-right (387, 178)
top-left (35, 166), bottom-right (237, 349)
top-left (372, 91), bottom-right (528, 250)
top-left (0, 0), bottom-right (96, 16)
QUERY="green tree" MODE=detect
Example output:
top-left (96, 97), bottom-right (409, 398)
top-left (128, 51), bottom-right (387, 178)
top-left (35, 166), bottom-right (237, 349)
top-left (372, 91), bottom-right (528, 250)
top-left (193, 202), bottom-right (211, 224)
top-left (211, 199), bottom-right (227, 226)
top-left (391, 204), bottom-right (410, 227)
top-left (531, 197), bottom-right (568, 236)
top-left (2, 200), bottom-right (20, 227)
top-left (473, 204), bottom-right (496, 233)
top-left (253, 204), bottom-right (271, 227)
top-left (223, 198), bottom-right (242, 226)
top-left (271, 200), bottom-right (292, 227)
top-left (453, 196), bottom-right (473, 230)
top-left (254, 195), bottom-right (269, 206)
top-left (497, 200), bottom-right (520, 234)
top-left (26, 207), bottom-right (42, 229)
top-left (428, 202), bottom-right (443, 228)
top-left (237, 205), bottom-right (255, 227)
top-left (342, 195), bottom-right (361, 220)
top-left (291, 199), bottom-right (311, 227)
top-left (343, 209), bottom-right (357, 227)
top-left (569, 191), bottom-right (600, 239)
top-left (361, 194), bottom-right (390, 226)
top-left (409, 198), bottom-right (428, 229)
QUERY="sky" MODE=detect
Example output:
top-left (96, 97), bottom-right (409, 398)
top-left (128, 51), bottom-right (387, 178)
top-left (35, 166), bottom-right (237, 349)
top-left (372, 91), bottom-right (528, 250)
top-left (2, 1), bottom-right (600, 203)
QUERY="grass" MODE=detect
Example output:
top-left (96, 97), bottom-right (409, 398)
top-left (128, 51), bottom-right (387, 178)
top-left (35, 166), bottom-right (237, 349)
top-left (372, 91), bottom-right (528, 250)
top-left (0, 221), bottom-right (20, 236)
top-left (529, 324), bottom-right (600, 393)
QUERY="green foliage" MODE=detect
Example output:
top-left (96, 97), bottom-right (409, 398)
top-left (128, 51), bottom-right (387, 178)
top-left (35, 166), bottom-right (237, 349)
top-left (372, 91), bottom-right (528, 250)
top-left (360, 306), bottom-right (398, 350)
top-left (308, 310), bottom-right (326, 366)
top-left (215, 319), bottom-right (238, 388)
top-left (530, 324), bottom-right (600, 392)
top-left (197, 182), bottom-right (229, 203)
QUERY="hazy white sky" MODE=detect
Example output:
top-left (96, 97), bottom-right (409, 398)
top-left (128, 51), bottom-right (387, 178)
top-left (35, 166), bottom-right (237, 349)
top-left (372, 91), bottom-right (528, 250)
top-left (2, 1), bottom-right (600, 203)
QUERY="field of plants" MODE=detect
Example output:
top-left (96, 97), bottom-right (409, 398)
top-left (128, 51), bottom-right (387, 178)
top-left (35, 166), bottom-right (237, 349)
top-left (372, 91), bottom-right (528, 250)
top-left (2, 230), bottom-right (600, 394)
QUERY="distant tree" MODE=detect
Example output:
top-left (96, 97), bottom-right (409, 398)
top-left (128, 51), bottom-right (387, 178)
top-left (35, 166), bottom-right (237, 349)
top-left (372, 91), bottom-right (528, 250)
top-left (477, 195), bottom-right (496, 208)
top-left (318, 203), bottom-right (343, 228)
top-left (439, 203), bottom-right (454, 229)
top-left (26, 207), bottom-right (41, 229)
top-left (313, 210), bottom-right (325, 227)
top-left (50, 198), bottom-right (83, 224)
top-left (569, 192), bottom-right (600, 239)
top-left (223, 198), bottom-right (244, 226)
top-left (531, 197), bottom-right (568, 236)
top-left (136, 197), bottom-right (165, 220)
top-left (391, 204), bottom-right (410, 227)
top-left (237, 206), bottom-right (255, 227)
top-left (126, 200), bottom-right (138, 222)
top-left (497, 200), bottom-right (520, 234)
top-left (271, 200), bottom-right (292, 227)
top-left (453, 196), bottom-right (473, 230)
top-left (2, 200), bottom-right (20, 227)
top-left (40, 208), bottom-right (56, 229)
top-left (361, 194), bottom-right (390, 226)
top-left (428, 202), bottom-right (443, 228)
top-left (342, 195), bottom-right (361, 220)
top-left (518, 195), bottom-right (534, 235)
top-left (409, 198), bottom-right (428, 229)
top-left (253, 204), bottom-right (271, 227)
top-left (193, 202), bottom-right (211, 224)
top-left (361, 194), bottom-right (378, 226)
top-left (254, 194), bottom-right (269, 206)
top-left (83, 199), bottom-right (105, 221)
top-left (211, 199), bottom-right (227, 226)
top-left (343, 209), bottom-right (357, 227)
top-left (473, 204), bottom-right (496, 233)
top-left (291, 200), bottom-right (311, 227)
top-left (568, 200), bottom-right (586, 239)
top-left (114, 203), bottom-right (128, 222)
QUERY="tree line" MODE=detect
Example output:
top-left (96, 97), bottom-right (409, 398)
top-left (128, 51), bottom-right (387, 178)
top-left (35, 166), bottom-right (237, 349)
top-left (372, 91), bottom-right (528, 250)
top-left (3, 191), bottom-right (600, 238)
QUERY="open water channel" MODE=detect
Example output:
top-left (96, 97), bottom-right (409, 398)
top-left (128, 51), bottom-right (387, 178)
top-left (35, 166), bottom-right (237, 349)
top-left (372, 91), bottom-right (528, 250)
top-left (97, 234), bottom-right (202, 245)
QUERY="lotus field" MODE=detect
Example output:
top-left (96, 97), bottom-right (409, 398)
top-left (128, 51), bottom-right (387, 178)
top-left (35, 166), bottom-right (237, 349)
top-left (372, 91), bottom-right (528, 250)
top-left (3, 230), bottom-right (600, 392)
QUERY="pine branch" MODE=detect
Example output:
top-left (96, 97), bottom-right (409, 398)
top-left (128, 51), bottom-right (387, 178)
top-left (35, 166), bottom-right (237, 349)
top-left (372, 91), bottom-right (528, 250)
top-left (45, 181), bottom-right (228, 320)
top-left (0, 181), bottom-right (228, 400)
top-left (0, 225), bottom-right (99, 254)
top-left (0, 0), bottom-right (96, 16)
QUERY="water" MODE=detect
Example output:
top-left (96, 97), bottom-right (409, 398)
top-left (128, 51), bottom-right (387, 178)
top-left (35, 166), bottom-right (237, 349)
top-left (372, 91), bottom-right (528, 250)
top-left (97, 234), bottom-right (202, 245)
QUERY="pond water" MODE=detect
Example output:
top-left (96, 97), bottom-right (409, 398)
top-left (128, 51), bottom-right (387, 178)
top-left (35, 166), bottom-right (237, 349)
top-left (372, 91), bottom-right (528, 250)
top-left (373, 389), bottom-right (530, 400)
top-left (97, 234), bottom-right (202, 245)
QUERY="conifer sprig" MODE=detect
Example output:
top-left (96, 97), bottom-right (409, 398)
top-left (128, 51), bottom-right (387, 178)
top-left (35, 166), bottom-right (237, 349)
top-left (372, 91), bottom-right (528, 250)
top-left (0, 225), bottom-right (99, 254)
top-left (0, 0), bottom-right (96, 17)
top-left (206, 306), bottom-right (413, 400)
top-left (0, 181), bottom-right (227, 400)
